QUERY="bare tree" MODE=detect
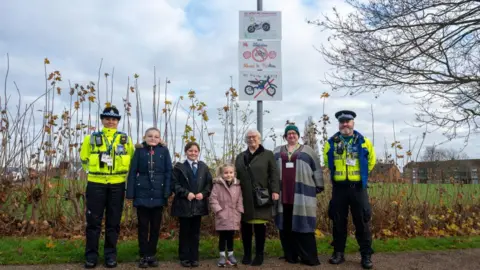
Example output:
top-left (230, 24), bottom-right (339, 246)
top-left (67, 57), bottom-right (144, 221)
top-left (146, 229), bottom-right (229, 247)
top-left (311, 0), bottom-right (480, 142)
top-left (302, 116), bottom-right (320, 155)
top-left (421, 145), bottom-right (469, 161)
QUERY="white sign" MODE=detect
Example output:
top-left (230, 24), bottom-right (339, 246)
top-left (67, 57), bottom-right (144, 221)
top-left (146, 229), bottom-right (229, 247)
top-left (239, 40), bottom-right (281, 71)
top-left (239, 71), bottom-right (282, 101)
top-left (239, 11), bottom-right (282, 40)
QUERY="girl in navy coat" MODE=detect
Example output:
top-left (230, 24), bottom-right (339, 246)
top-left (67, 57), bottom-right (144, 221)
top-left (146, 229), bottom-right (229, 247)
top-left (126, 127), bottom-right (172, 268)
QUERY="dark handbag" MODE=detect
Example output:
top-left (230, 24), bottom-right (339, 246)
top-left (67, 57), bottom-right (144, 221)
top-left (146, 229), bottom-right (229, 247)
top-left (253, 185), bottom-right (271, 207)
top-left (244, 154), bottom-right (271, 207)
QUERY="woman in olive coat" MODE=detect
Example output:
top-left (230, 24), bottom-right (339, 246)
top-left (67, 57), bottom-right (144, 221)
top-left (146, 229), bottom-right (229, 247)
top-left (235, 129), bottom-right (280, 266)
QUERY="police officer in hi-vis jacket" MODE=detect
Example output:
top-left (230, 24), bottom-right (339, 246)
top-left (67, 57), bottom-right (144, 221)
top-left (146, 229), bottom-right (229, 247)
top-left (323, 110), bottom-right (376, 270)
top-left (80, 106), bottom-right (134, 269)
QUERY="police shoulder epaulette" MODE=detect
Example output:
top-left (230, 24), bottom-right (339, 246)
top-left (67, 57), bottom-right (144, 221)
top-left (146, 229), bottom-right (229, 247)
top-left (116, 131), bottom-right (126, 135)
top-left (91, 131), bottom-right (103, 136)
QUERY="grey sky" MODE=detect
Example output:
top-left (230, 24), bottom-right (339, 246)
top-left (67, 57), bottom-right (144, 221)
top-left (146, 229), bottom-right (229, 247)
top-left (1, 0), bottom-right (477, 168)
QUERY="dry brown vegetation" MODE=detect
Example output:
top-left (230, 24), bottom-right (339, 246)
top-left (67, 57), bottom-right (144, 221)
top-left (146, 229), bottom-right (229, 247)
top-left (1, 57), bottom-right (479, 240)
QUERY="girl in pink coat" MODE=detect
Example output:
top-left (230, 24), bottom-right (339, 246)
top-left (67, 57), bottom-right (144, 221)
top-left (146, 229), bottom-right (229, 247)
top-left (209, 164), bottom-right (244, 267)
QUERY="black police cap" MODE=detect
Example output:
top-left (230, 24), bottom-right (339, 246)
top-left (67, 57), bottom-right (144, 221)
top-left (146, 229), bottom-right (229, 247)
top-left (335, 110), bottom-right (356, 121)
top-left (100, 106), bottom-right (121, 120)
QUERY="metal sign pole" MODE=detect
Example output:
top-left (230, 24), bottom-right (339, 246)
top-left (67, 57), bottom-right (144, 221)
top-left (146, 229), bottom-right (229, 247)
top-left (257, 0), bottom-right (263, 138)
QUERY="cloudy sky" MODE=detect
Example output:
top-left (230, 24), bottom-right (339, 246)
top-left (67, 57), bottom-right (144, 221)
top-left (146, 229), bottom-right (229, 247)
top-left (1, 0), bottom-right (478, 167)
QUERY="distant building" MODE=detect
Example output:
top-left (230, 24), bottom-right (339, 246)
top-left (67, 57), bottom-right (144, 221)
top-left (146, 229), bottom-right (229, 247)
top-left (369, 163), bottom-right (405, 183)
top-left (403, 159), bottom-right (480, 184)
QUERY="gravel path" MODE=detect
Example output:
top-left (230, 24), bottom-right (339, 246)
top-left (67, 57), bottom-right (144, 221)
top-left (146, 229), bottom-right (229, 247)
top-left (2, 249), bottom-right (480, 269)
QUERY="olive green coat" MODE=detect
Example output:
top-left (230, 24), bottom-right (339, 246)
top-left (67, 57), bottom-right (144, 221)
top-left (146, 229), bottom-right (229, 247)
top-left (235, 146), bottom-right (280, 222)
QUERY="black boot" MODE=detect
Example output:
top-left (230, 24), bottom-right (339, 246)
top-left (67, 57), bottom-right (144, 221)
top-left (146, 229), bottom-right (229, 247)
top-left (138, 257), bottom-right (148, 268)
top-left (361, 254), bottom-right (373, 269)
top-left (242, 253), bottom-right (252, 265)
top-left (84, 260), bottom-right (97, 269)
top-left (147, 256), bottom-right (159, 267)
top-left (104, 257), bottom-right (118, 268)
top-left (328, 252), bottom-right (345, 265)
top-left (250, 253), bottom-right (264, 266)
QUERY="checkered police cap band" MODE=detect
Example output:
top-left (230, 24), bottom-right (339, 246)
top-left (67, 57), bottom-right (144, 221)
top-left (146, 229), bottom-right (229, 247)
top-left (101, 112), bottom-right (120, 117)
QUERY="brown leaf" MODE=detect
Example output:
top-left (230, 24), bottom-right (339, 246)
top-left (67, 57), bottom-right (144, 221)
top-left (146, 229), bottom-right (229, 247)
top-left (46, 241), bottom-right (55, 249)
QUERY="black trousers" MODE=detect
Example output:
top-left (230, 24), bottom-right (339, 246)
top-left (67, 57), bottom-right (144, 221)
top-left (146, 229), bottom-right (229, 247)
top-left (240, 221), bottom-right (266, 256)
top-left (178, 216), bottom-right (202, 262)
top-left (279, 204), bottom-right (320, 265)
top-left (85, 182), bottom-right (125, 262)
top-left (218, 230), bottom-right (234, 252)
top-left (137, 206), bottom-right (164, 257)
top-left (328, 185), bottom-right (373, 255)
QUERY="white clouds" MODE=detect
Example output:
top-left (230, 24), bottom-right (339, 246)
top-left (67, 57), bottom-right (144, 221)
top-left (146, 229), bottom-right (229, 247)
top-left (0, 0), bottom-right (478, 164)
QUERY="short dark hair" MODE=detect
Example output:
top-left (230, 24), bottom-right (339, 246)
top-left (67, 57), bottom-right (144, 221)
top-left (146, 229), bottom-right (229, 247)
top-left (184, 142), bottom-right (200, 153)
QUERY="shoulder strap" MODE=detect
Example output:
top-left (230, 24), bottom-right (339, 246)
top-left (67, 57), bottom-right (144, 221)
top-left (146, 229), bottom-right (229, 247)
top-left (243, 154), bottom-right (261, 189)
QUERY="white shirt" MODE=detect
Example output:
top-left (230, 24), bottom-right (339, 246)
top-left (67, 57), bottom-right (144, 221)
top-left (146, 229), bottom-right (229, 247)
top-left (186, 159), bottom-right (198, 169)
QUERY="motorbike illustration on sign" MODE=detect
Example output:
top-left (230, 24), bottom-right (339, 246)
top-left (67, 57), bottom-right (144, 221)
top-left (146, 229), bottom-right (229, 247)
top-left (239, 11), bottom-right (281, 40)
top-left (239, 41), bottom-right (281, 71)
top-left (247, 20), bottom-right (270, 33)
top-left (245, 75), bottom-right (277, 97)
top-left (239, 71), bottom-right (282, 101)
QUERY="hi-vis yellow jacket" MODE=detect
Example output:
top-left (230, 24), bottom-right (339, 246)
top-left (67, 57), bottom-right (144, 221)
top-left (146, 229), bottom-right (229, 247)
top-left (323, 131), bottom-right (375, 188)
top-left (80, 127), bottom-right (134, 184)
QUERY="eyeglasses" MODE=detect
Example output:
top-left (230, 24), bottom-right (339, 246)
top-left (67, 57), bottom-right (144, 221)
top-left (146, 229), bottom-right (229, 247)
top-left (247, 136), bottom-right (258, 140)
top-left (339, 119), bottom-right (351, 124)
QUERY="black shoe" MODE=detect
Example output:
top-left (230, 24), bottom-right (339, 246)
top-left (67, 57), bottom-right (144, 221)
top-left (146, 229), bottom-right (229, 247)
top-left (242, 254), bottom-right (252, 265)
top-left (84, 261), bottom-right (97, 269)
top-left (361, 254), bottom-right (373, 269)
top-left (180, 260), bottom-right (191, 267)
top-left (104, 258), bottom-right (118, 268)
top-left (147, 256), bottom-right (159, 267)
top-left (301, 258), bottom-right (321, 266)
top-left (285, 255), bottom-right (299, 264)
top-left (138, 257), bottom-right (149, 268)
top-left (251, 254), bottom-right (264, 266)
top-left (190, 261), bottom-right (199, 267)
top-left (328, 252), bottom-right (345, 265)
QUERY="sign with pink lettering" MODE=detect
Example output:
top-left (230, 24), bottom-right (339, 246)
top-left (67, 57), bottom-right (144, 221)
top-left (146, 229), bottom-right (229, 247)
top-left (238, 41), bottom-right (281, 71)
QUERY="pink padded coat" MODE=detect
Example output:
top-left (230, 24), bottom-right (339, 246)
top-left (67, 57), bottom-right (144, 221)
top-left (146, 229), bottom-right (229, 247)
top-left (209, 177), bottom-right (244, 231)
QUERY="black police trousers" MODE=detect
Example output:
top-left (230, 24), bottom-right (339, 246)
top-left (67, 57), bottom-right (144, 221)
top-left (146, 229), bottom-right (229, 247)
top-left (328, 184), bottom-right (373, 255)
top-left (85, 182), bottom-right (125, 262)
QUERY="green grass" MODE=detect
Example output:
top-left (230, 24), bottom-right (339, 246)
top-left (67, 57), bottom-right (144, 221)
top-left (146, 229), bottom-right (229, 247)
top-left (367, 183), bottom-right (480, 205)
top-left (1, 236), bottom-right (480, 265)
